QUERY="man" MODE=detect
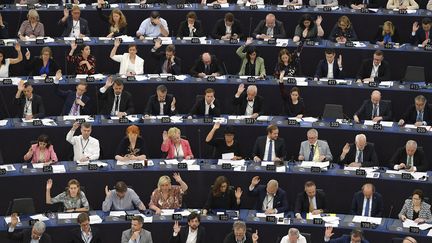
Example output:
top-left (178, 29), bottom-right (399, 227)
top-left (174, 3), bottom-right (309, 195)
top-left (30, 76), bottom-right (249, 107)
top-left (314, 49), bottom-right (343, 80)
top-left (144, 85), bottom-right (177, 116)
top-left (69, 212), bottom-right (102, 243)
top-left (176, 11), bottom-right (204, 38)
top-left (56, 81), bottom-right (90, 116)
top-left (102, 181), bottom-right (146, 212)
top-left (8, 213), bottom-right (52, 243)
top-left (298, 129), bottom-right (333, 162)
top-left (0, 13), bottom-right (8, 39)
top-left (350, 183), bottom-right (383, 217)
top-left (252, 124), bottom-right (286, 162)
top-left (170, 212), bottom-right (206, 243)
top-left (189, 88), bottom-right (221, 117)
top-left (356, 50), bottom-right (390, 83)
top-left (280, 228), bottom-right (307, 243)
top-left (151, 39), bottom-right (182, 75)
top-left (338, 134), bottom-right (378, 167)
top-left (66, 122), bottom-right (100, 162)
top-left (232, 84), bottom-right (264, 118)
top-left (324, 227), bottom-right (369, 243)
top-left (309, 0), bottom-right (339, 7)
top-left (14, 81), bottom-right (45, 119)
top-left (390, 140), bottom-right (427, 172)
top-left (294, 181), bottom-right (327, 219)
top-left (398, 95), bottom-right (432, 126)
top-left (211, 12), bottom-right (243, 40)
top-left (58, 5), bottom-right (91, 37)
top-left (121, 216), bottom-right (153, 243)
top-left (136, 11), bottom-right (169, 39)
top-left (353, 90), bottom-right (392, 123)
top-left (350, 0), bottom-right (381, 9)
top-left (248, 176), bottom-right (289, 214)
top-left (190, 52), bottom-right (224, 78)
top-left (98, 77), bottom-right (134, 117)
top-left (253, 13), bottom-right (286, 40)
top-left (223, 221), bottom-right (258, 243)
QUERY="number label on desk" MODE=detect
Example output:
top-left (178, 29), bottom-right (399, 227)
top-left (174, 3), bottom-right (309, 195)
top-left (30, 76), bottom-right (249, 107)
top-left (286, 78), bottom-right (296, 84)
top-left (399, 9), bottom-right (407, 14)
top-left (268, 38), bottom-right (276, 45)
top-left (401, 173), bottom-right (413, 180)
top-left (127, 76), bottom-right (136, 81)
top-left (161, 117), bottom-right (171, 123)
top-left (372, 124), bottom-right (383, 130)
top-left (425, 44), bottom-right (432, 51)
top-left (86, 76), bottom-right (95, 82)
top-left (2, 78), bottom-right (12, 85)
top-left (88, 164), bottom-right (98, 170)
top-left (178, 163), bottom-right (187, 169)
top-left (368, 82), bottom-right (378, 87)
top-left (133, 163), bottom-right (143, 169)
top-left (125, 214), bottom-right (134, 221)
top-left (75, 38), bottom-right (84, 44)
top-left (167, 76), bottom-right (176, 82)
top-left (310, 166), bottom-right (321, 173)
top-left (176, 3), bottom-right (185, 9)
top-left (323, 6), bottom-right (332, 11)
top-left (191, 38), bottom-right (200, 44)
top-left (409, 84), bottom-right (419, 90)
top-left (330, 121), bottom-right (340, 127)
top-left (306, 40), bottom-right (315, 46)
top-left (360, 8), bottom-right (369, 13)
top-left (384, 43), bottom-right (393, 49)
top-left (266, 164), bottom-right (276, 171)
top-left (355, 169), bottom-right (366, 176)
top-left (409, 226), bottom-right (420, 233)
top-left (219, 214), bottom-right (229, 221)
top-left (221, 163), bottom-right (232, 170)
top-left (44, 77), bottom-right (54, 84)
top-left (207, 76), bottom-right (216, 82)
top-left (247, 76), bottom-right (256, 83)
top-left (27, 4), bottom-right (36, 9)
top-left (327, 79), bottom-right (337, 85)
top-left (245, 118), bottom-right (255, 124)
top-left (0, 40), bottom-right (5, 45)
top-left (33, 120), bottom-right (43, 126)
top-left (286, 5), bottom-right (295, 10)
top-left (75, 118), bottom-right (85, 124)
top-left (229, 38), bottom-right (239, 44)
top-left (266, 216), bottom-right (276, 222)
top-left (140, 3), bottom-right (148, 8)
top-left (249, 4), bottom-right (258, 10)
top-left (213, 4), bottom-right (221, 9)
top-left (43, 165), bottom-right (53, 173)
top-left (313, 218), bottom-right (323, 225)
top-left (119, 117), bottom-right (129, 123)
top-left (417, 127), bottom-right (427, 134)
top-left (36, 39), bottom-right (44, 45)
top-left (0, 168), bottom-right (6, 175)
top-left (360, 221), bottom-right (371, 228)
top-left (344, 41), bottom-right (354, 48)
top-left (287, 119), bottom-right (298, 126)
top-left (203, 117), bottom-right (213, 123)
top-left (172, 214), bottom-right (182, 220)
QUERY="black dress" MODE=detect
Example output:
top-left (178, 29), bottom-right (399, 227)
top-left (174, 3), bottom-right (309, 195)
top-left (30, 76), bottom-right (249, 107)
top-left (206, 138), bottom-right (242, 159)
top-left (115, 137), bottom-right (147, 157)
top-left (279, 83), bottom-right (305, 117)
top-left (204, 187), bottom-right (239, 211)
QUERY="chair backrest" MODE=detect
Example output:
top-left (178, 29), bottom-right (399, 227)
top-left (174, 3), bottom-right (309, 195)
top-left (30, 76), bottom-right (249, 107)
top-left (403, 66), bottom-right (425, 82)
top-left (10, 198), bottom-right (35, 215)
top-left (391, 238), bottom-right (404, 243)
top-left (301, 232), bottom-right (312, 243)
top-left (322, 104), bottom-right (344, 119)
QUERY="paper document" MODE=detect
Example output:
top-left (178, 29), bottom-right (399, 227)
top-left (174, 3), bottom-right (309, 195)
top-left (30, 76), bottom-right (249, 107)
top-left (30, 214), bottom-right (49, 221)
top-left (299, 161), bottom-right (329, 169)
top-left (161, 209), bottom-right (175, 216)
top-left (217, 159), bottom-right (245, 167)
top-left (32, 163), bottom-right (45, 169)
top-left (51, 165), bottom-right (66, 173)
top-left (207, 3), bottom-right (229, 7)
top-left (256, 212), bottom-right (284, 218)
top-left (0, 119), bottom-right (8, 126)
top-left (0, 164), bottom-right (16, 171)
top-left (4, 216), bottom-right (20, 224)
top-left (404, 124), bottom-right (431, 130)
top-left (188, 165), bottom-right (200, 171)
top-left (58, 213), bottom-right (80, 219)
top-left (222, 153), bottom-right (235, 160)
top-left (302, 117), bottom-right (318, 122)
top-left (134, 214), bottom-right (152, 223)
top-left (109, 211), bottom-right (126, 217)
top-left (89, 215), bottom-right (103, 224)
top-left (352, 216), bottom-right (382, 224)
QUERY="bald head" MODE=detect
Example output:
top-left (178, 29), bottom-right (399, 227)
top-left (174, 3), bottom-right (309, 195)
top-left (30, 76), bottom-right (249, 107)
top-left (202, 52), bottom-right (212, 66)
top-left (265, 14), bottom-right (276, 28)
top-left (370, 90), bottom-right (381, 105)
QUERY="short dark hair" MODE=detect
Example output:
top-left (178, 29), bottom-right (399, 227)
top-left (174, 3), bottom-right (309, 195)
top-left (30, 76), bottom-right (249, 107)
top-left (37, 134), bottom-right (51, 148)
top-left (422, 17), bottom-right (432, 25)
top-left (298, 14), bottom-right (315, 29)
top-left (77, 81), bottom-right (88, 88)
top-left (81, 122), bottom-right (92, 129)
top-left (128, 44), bottom-right (137, 50)
top-left (224, 12), bottom-right (234, 22)
top-left (150, 11), bottom-right (160, 19)
top-left (224, 126), bottom-right (235, 135)
top-left (290, 87), bottom-right (300, 95)
top-left (24, 83), bottom-right (33, 88)
top-left (77, 212), bottom-right (90, 224)
top-left (205, 88), bottom-right (215, 94)
top-left (304, 181), bottom-right (315, 187)
top-left (413, 189), bottom-right (424, 201)
top-left (325, 48), bottom-right (335, 55)
top-left (113, 79), bottom-right (124, 86)
top-left (132, 215), bottom-right (144, 224)
top-left (351, 228), bottom-right (363, 238)
top-left (374, 50), bottom-right (383, 56)
top-left (186, 11), bottom-right (197, 19)
top-left (115, 181), bottom-right (128, 193)
top-left (187, 212), bottom-right (200, 223)
top-left (166, 44), bottom-right (176, 53)
top-left (266, 124), bottom-right (278, 134)
top-left (157, 84), bottom-right (167, 93)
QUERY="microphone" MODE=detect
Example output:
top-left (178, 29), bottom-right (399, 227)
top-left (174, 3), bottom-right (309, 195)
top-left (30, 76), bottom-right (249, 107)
top-left (197, 128), bottom-right (202, 159)
top-left (248, 17), bottom-right (253, 38)
top-left (388, 205), bottom-right (394, 218)
top-left (5, 200), bottom-right (12, 216)
top-left (222, 61), bottom-right (229, 77)
top-left (95, 85), bottom-right (100, 115)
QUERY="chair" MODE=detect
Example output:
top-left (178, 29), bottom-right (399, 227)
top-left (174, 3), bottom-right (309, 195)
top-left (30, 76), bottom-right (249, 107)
top-left (391, 238), bottom-right (403, 243)
top-left (7, 198), bottom-right (36, 215)
top-left (322, 104), bottom-right (344, 119)
top-left (402, 66), bottom-right (425, 82)
top-left (301, 232), bottom-right (312, 243)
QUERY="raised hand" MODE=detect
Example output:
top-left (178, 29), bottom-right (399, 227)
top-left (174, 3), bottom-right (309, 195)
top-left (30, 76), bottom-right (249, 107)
top-left (63, 8), bottom-right (70, 18)
top-left (10, 213), bottom-right (18, 227)
top-left (337, 54), bottom-right (342, 68)
top-left (173, 172), bottom-right (182, 183)
top-left (162, 130), bottom-right (168, 141)
top-left (237, 83), bottom-right (245, 94)
top-left (213, 122), bottom-right (221, 130)
top-left (252, 230), bottom-right (259, 242)
top-left (71, 41), bottom-right (77, 50)
top-left (17, 80), bottom-right (25, 91)
top-left (342, 143), bottom-right (350, 155)
top-left (46, 178), bottom-right (53, 190)
top-left (173, 221), bottom-right (181, 233)
top-left (412, 22), bottom-right (419, 33)
top-left (316, 15), bottom-right (323, 26)
top-left (154, 38), bottom-right (162, 49)
top-left (114, 38), bottom-right (121, 47)
top-left (105, 76), bottom-right (114, 87)
top-left (251, 176), bottom-right (260, 186)
top-left (171, 97), bottom-right (176, 108)
top-left (325, 227), bottom-right (334, 239)
top-left (105, 185), bottom-right (111, 197)
top-left (235, 187), bottom-right (243, 199)
top-left (72, 121), bottom-right (80, 130)
top-left (245, 37), bottom-right (253, 46)
top-left (14, 42), bottom-right (21, 52)
top-left (25, 48), bottom-right (31, 60)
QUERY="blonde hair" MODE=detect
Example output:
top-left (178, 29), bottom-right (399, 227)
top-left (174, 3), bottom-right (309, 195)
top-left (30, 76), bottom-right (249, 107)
top-left (157, 175), bottom-right (171, 190)
top-left (27, 9), bottom-right (39, 22)
top-left (382, 21), bottom-right (395, 36)
top-left (167, 127), bottom-right (181, 139)
top-left (109, 8), bottom-right (127, 29)
top-left (337, 15), bottom-right (351, 29)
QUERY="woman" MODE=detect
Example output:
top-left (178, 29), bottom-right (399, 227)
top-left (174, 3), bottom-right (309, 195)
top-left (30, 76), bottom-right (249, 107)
top-left (203, 176), bottom-right (242, 215)
top-left (274, 48), bottom-right (300, 78)
top-left (329, 15), bottom-right (357, 43)
top-left (110, 38), bottom-right (144, 76)
top-left (149, 173), bottom-right (188, 214)
top-left (399, 189), bottom-right (432, 223)
top-left (66, 42), bottom-right (96, 75)
top-left (97, 0), bottom-right (127, 37)
top-left (373, 21), bottom-right (400, 46)
top-left (205, 123), bottom-right (242, 160)
top-left (17, 9), bottom-right (44, 40)
top-left (161, 127), bottom-right (194, 160)
top-left (23, 134), bottom-right (58, 164)
top-left (236, 37), bottom-right (266, 78)
top-left (25, 47), bottom-right (61, 76)
top-left (386, 0), bottom-right (419, 10)
top-left (46, 178), bottom-right (89, 212)
top-left (0, 43), bottom-right (23, 78)
top-left (115, 125), bottom-right (147, 161)
top-left (293, 14), bottom-right (324, 43)
top-left (278, 85), bottom-right (305, 118)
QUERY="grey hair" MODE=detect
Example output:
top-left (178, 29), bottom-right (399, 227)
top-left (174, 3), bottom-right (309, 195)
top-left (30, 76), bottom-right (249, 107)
top-left (288, 228), bottom-right (300, 237)
top-left (267, 179), bottom-right (279, 188)
top-left (406, 140), bottom-right (417, 149)
top-left (414, 95), bottom-right (426, 103)
top-left (355, 134), bottom-right (366, 143)
top-left (232, 220), bottom-right (246, 231)
top-left (307, 129), bottom-right (318, 137)
top-left (247, 85), bottom-right (257, 94)
top-left (33, 221), bottom-right (46, 233)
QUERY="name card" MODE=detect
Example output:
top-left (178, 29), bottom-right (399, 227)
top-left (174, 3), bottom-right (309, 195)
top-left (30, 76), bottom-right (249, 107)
top-left (221, 163), bottom-right (232, 169)
top-left (161, 117), bottom-right (171, 123)
top-left (329, 121), bottom-right (340, 127)
top-left (207, 76), bottom-right (216, 82)
top-left (167, 76), bottom-right (176, 82)
top-left (133, 163), bottom-right (143, 169)
top-left (119, 117), bottom-right (129, 123)
top-left (355, 169), bottom-right (366, 176)
top-left (43, 165), bottom-right (53, 173)
top-left (266, 216), bottom-right (276, 222)
top-left (86, 76), bottom-right (95, 82)
top-left (372, 124), bottom-right (382, 130)
top-left (266, 164), bottom-right (276, 171)
top-left (245, 118), bottom-right (255, 124)
top-left (310, 166), bottom-right (321, 173)
top-left (172, 214), bottom-right (182, 220)
top-left (368, 82), bottom-right (378, 87)
top-left (247, 76), bottom-right (256, 83)
top-left (417, 127), bottom-right (427, 133)
top-left (313, 218), bottom-right (323, 225)
top-left (177, 162), bottom-right (187, 169)
top-left (361, 221), bottom-right (371, 228)
top-left (88, 163), bottom-right (98, 170)
top-left (33, 120), bottom-right (43, 126)
top-left (409, 84), bottom-right (419, 90)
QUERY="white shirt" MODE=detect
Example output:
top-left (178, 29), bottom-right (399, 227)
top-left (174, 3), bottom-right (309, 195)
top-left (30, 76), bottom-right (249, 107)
top-left (70, 20), bottom-right (81, 38)
top-left (370, 63), bottom-right (381, 78)
top-left (263, 137), bottom-right (276, 161)
top-left (81, 229), bottom-right (93, 243)
top-left (327, 61), bottom-right (334, 79)
top-left (361, 196), bottom-right (373, 216)
top-left (128, 233), bottom-right (140, 243)
top-left (280, 234), bottom-right (307, 243)
top-left (0, 59), bottom-right (10, 78)
top-left (309, 196), bottom-right (317, 210)
top-left (205, 102), bottom-right (215, 115)
top-left (66, 131), bottom-right (100, 161)
top-left (186, 227), bottom-right (198, 243)
top-left (225, 24), bottom-right (232, 35)
top-left (262, 193), bottom-right (274, 210)
top-left (174, 144), bottom-right (184, 158)
top-left (371, 103), bottom-right (380, 117)
top-left (111, 53), bottom-right (144, 75)
top-left (159, 101), bottom-right (166, 115)
top-left (24, 96), bottom-right (33, 117)
top-left (245, 99), bottom-right (254, 115)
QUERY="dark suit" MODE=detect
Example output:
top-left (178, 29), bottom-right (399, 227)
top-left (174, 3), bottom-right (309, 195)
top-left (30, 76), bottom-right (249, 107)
top-left (8, 228), bottom-right (52, 243)
top-left (252, 136), bottom-right (286, 160)
top-left (13, 94), bottom-right (45, 118)
top-left (373, 26), bottom-right (400, 44)
top-left (390, 147), bottom-right (427, 172)
top-left (232, 93), bottom-right (264, 116)
top-left (354, 100), bottom-right (392, 121)
top-left (401, 104), bottom-right (432, 125)
top-left (314, 59), bottom-right (343, 79)
top-left (248, 185), bottom-right (289, 213)
top-left (190, 55), bottom-right (224, 77)
top-left (144, 94), bottom-right (177, 116)
top-left (339, 143), bottom-right (379, 167)
top-left (350, 190), bottom-right (384, 217)
top-left (170, 226), bottom-right (206, 243)
top-left (189, 98), bottom-right (221, 117)
top-left (0, 21), bottom-right (8, 39)
top-left (151, 49), bottom-right (182, 75)
top-left (356, 59), bottom-right (391, 83)
top-left (59, 17), bottom-right (91, 37)
top-left (223, 232), bottom-right (254, 243)
top-left (69, 227), bottom-right (102, 243)
top-left (327, 235), bottom-right (370, 243)
top-left (294, 189), bottom-right (328, 215)
top-left (252, 20), bottom-right (286, 39)
top-left (411, 28), bottom-right (431, 46)
top-left (98, 89), bottom-right (134, 115)
top-left (56, 85), bottom-right (90, 116)
top-left (211, 18), bottom-right (244, 39)
top-left (176, 20), bottom-right (204, 38)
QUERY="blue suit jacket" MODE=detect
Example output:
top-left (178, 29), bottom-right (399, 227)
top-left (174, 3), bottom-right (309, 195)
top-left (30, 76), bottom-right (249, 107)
top-left (56, 86), bottom-right (90, 116)
top-left (248, 185), bottom-right (288, 213)
top-left (350, 191), bottom-right (384, 217)
top-left (329, 235), bottom-right (369, 243)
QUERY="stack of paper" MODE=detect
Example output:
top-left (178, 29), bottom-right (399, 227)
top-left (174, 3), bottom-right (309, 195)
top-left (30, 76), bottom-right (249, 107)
top-left (32, 163), bottom-right (45, 169)
top-left (109, 211), bottom-right (126, 217)
top-left (217, 159), bottom-right (246, 167)
top-left (404, 124), bottom-right (431, 130)
top-left (0, 77), bottom-right (22, 85)
top-left (41, 119), bottom-right (57, 126)
top-left (379, 81), bottom-right (393, 88)
top-left (0, 164), bottom-right (16, 171)
top-left (89, 215), bottom-right (103, 224)
top-left (302, 117), bottom-right (318, 123)
top-left (256, 212), bottom-right (284, 218)
top-left (116, 160), bottom-right (154, 166)
top-left (213, 117), bottom-right (227, 124)
top-left (58, 213), bottom-right (81, 219)
top-left (299, 161), bottom-right (329, 169)
top-left (134, 213), bottom-right (153, 223)
top-left (228, 115), bottom-right (252, 120)
top-left (30, 214), bottom-right (49, 221)
top-left (276, 39), bottom-right (289, 47)
top-left (175, 75), bottom-right (188, 81)
top-left (363, 120), bottom-right (393, 127)
top-left (64, 37), bottom-right (91, 42)
top-left (76, 161), bottom-right (108, 167)
top-left (52, 165), bottom-right (66, 173)
top-left (277, 5), bottom-right (302, 9)
top-left (352, 216), bottom-right (382, 224)
top-left (352, 41), bottom-right (367, 48)
top-left (63, 115), bottom-right (93, 122)
top-left (161, 209), bottom-right (175, 216)
top-left (320, 78), bottom-right (347, 85)
top-left (0, 120), bottom-right (8, 126)
top-left (170, 116), bottom-right (183, 123)
top-left (257, 116), bottom-right (272, 122)
top-left (207, 3), bottom-right (229, 7)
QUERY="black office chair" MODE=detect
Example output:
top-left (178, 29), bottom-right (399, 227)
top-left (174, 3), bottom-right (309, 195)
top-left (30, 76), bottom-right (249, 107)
top-left (302, 232), bottom-right (312, 243)
top-left (402, 66), bottom-right (425, 83)
top-left (0, 149), bottom-right (4, 165)
top-left (322, 104), bottom-right (344, 119)
top-left (7, 198), bottom-right (36, 215)
top-left (391, 238), bottom-right (404, 243)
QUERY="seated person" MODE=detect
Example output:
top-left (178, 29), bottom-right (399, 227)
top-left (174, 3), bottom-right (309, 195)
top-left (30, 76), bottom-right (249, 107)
top-left (115, 125), bottom-right (147, 162)
top-left (309, 0), bottom-right (338, 7)
top-left (190, 52), bottom-right (224, 78)
top-left (0, 43), bottom-right (23, 78)
top-left (248, 176), bottom-right (288, 214)
top-left (211, 12), bottom-right (243, 40)
top-left (151, 40), bottom-right (182, 75)
top-left (313, 49), bottom-right (343, 80)
top-left (429, 0), bottom-right (432, 10)
top-left (203, 176), bottom-right (242, 215)
top-left (23, 134), bottom-right (58, 164)
top-left (274, 48), bottom-right (301, 78)
top-left (56, 81), bottom-right (90, 116)
top-left (97, 0), bottom-right (128, 37)
top-left (14, 81), bottom-right (45, 119)
top-left (324, 227), bottom-right (369, 243)
top-left (281, 0), bottom-right (303, 5)
top-left (338, 134), bottom-right (378, 167)
top-left (278, 85), bottom-right (305, 118)
top-left (386, 0), bottom-right (419, 9)
top-left (102, 181), bottom-right (146, 212)
top-left (25, 47), bottom-right (61, 76)
top-left (236, 38), bottom-right (266, 78)
top-left (177, 11), bottom-right (204, 38)
top-left (374, 21), bottom-right (400, 46)
top-left (223, 221), bottom-right (258, 243)
top-left (59, 5), bottom-right (91, 37)
top-left (121, 216), bottom-right (153, 243)
top-left (136, 11), bottom-right (169, 39)
top-left (98, 77), bottom-right (135, 117)
top-left (0, 13), bottom-right (8, 39)
top-left (353, 90), bottom-right (392, 123)
top-left (232, 84), bottom-right (264, 118)
top-left (391, 140), bottom-right (426, 172)
top-left (298, 129), bottom-right (332, 162)
top-left (67, 42), bottom-right (96, 75)
top-left (144, 84), bottom-right (177, 116)
top-left (66, 122), bottom-right (100, 162)
top-left (350, 0), bottom-right (381, 9)
top-left (356, 50), bottom-right (391, 83)
top-left (70, 213), bottom-right (102, 243)
top-left (252, 125), bottom-right (286, 162)
top-left (8, 214), bottom-right (52, 243)
top-left (149, 173), bottom-right (188, 214)
top-left (293, 14), bottom-right (324, 43)
top-left (252, 14), bottom-right (286, 40)
top-left (161, 127), bottom-right (194, 159)
top-left (329, 15), bottom-right (357, 43)
top-left (294, 181), bottom-right (327, 219)
top-left (46, 178), bottom-right (89, 212)
top-left (280, 228), bottom-right (307, 243)
top-left (206, 123), bottom-right (242, 160)
top-left (110, 39), bottom-right (144, 76)
top-left (189, 88), bottom-right (221, 117)
top-left (170, 212), bottom-right (206, 243)
top-left (398, 95), bottom-right (432, 126)
top-left (18, 9), bottom-right (44, 40)
top-left (411, 18), bottom-right (431, 47)
top-left (350, 183), bottom-right (383, 217)
top-left (399, 189), bottom-right (432, 223)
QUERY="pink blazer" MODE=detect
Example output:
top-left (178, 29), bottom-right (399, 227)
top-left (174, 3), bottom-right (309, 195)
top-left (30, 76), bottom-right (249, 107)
top-left (24, 144), bottom-right (58, 163)
top-left (161, 139), bottom-right (194, 159)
